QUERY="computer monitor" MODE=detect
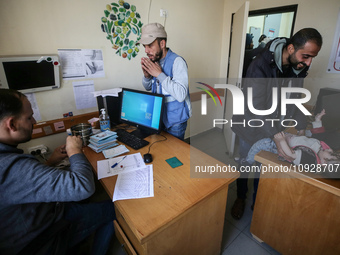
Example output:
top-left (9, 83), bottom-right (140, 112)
top-left (119, 88), bottom-right (165, 138)
top-left (314, 87), bottom-right (340, 115)
top-left (0, 55), bottom-right (61, 93)
top-left (320, 93), bottom-right (340, 131)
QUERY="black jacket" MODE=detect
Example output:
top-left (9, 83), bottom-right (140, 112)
top-left (232, 38), bottom-right (309, 145)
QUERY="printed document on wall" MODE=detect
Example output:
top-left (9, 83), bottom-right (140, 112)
top-left (58, 49), bottom-right (105, 79)
top-left (327, 8), bottom-right (340, 73)
top-left (72, 80), bottom-right (97, 109)
top-left (25, 93), bottom-right (42, 121)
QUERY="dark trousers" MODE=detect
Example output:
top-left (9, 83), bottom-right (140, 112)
top-left (19, 200), bottom-right (116, 255)
top-left (236, 138), bottom-right (260, 204)
top-left (63, 200), bottom-right (116, 255)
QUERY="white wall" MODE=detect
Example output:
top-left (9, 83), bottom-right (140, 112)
top-left (0, 0), bottom-right (227, 152)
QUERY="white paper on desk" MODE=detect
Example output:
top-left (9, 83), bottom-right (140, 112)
top-left (97, 153), bottom-right (145, 179)
top-left (91, 88), bottom-right (122, 98)
top-left (72, 80), bottom-right (97, 109)
top-left (112, 165), bottom-right (154, 202)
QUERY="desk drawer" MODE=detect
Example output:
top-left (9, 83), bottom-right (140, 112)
top-left (114, 220), bottom-right (137, 255)
top-left (115, 208), bottom-right (145, 254)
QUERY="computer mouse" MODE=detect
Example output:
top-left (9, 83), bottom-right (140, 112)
top-left (143, 153), bottom-right (153, 163)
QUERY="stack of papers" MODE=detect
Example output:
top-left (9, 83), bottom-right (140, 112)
top-left (91, 88), bottom-right (122, 98)
top-left (97, 153), bottom-right (154, 202)
top-left (112, 165), bottom-right (153, 202)
top-left (88, 130), bottom-right (118, 153)
top-left (103, 145), bottom-right (130, 158)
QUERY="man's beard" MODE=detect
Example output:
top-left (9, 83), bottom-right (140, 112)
top-left (17, 126), bottom-right (33, 144)
top-left (150, 50), bottom-right (163, 62)
top-left (288, 53), bottom-right (306, 70)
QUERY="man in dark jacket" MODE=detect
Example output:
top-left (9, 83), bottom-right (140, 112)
top-left (231, 28), bottom-right (323, 220)
top-left (242, 33), bottom-right (254, 77)
top-left (0, 89), bottom-right (115, 254)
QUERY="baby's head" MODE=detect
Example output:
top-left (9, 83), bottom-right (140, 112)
top-left (317, 148), bottom-right (340, 165)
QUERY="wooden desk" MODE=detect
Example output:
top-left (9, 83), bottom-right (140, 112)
top-left (83, 132), bottom-right (239, 255)
top-left (250, 151), bottom-right (340, 255)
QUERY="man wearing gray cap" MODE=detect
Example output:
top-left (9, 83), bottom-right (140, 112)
top-left (138, 23), bottom-right (191, 140)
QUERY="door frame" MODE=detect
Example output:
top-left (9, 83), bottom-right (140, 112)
top-left (227, 4), bottom-right (298, 78)
top-left (225, 4), bottom-right (298, 156)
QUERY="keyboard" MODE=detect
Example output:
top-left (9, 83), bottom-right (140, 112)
top-left (116, 129), bottom-right (149, 150)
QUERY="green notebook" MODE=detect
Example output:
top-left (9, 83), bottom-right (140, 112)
top-left (166, 157), bottom-right (183, 168)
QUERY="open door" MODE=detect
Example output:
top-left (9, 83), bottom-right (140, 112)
top-left (223, 1), bottom-right (249, 156)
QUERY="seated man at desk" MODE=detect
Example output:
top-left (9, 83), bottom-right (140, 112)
top-left (138, 22), bottom-right (192, 140)
top-left (0, 89), bottom-right (115, 255)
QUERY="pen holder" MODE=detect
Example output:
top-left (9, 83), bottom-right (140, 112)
top-left (70, 123), bottom-right (92, 145)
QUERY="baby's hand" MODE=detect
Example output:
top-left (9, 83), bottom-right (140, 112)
top-left (274, 132), bottom-right (285, 141)
top-left (315, 109), bottom-right (326, 122)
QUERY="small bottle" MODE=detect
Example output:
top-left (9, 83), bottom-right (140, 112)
top-left (99, 108), bottom-right (111, 131)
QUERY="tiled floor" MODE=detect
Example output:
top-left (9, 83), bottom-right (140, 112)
top-left (190, 128), bottom-right (281, 255)
top-left (105, 127), bottom-right (281, 254)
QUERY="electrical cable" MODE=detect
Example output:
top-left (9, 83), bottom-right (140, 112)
top-left (39, 154), bottom-right (47, 162)
top-left (115, 125), bottom-right (167, 152)
top-left (163, 15), bottom-right (167, 28)
top-left (146, 134), bottom-right (167, 154)
top-left (147, 0), bottom-right (152, 24)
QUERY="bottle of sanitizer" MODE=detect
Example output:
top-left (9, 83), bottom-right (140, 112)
top-left (99, 108), bottom-right (111, 131)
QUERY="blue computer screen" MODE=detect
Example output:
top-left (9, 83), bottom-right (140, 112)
top-left (120, 89), bottom-right (163, 130)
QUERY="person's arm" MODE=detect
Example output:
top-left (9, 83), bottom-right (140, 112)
top-left (45, 144), bottom-right (67, 166)
top-left (244, 58), bottom-right (282, 139)
top-left (142, 76), bottom-right (152, 91)
top-left (141, 57), bottom-right (154, 79)
top-left (245, 138), bottom-right (276, 165)
top-left (140, 57), bottom-right (189, 101)
top-left (141, 57), bottom-right (153, 91)
top-left (245, 54), bottom-right (309, 139)
top-left (311, 109), bottom-right (325, 129)
top-left (65, 135), bottom-right (83, 157)
top-left (296, 130), bottom-right (305, 136)
top-left (3, 136), bottom-right (95, 205)
top-left (311, 109), bottom-right (327, 140)
top-left (273, 132), bottom-right (296, 161)
top-left (157, 57), bottom-right (188, 102)
top-left (315, 109), bottom-right (326, 122)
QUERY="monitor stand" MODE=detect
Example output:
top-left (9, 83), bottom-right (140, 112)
top-left (130, 127), bottom-right (155, 139)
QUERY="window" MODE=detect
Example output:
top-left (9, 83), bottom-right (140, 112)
top-left (247, 5), bottom-right (298, 47)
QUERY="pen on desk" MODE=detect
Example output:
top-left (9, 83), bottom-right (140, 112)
top-left (111, 156), bottom-right (127, 169)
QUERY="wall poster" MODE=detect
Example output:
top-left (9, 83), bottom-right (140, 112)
top-left (101, 1), bottom-right (143, 60)
top-left (327, 8), bottom-right (340, 73)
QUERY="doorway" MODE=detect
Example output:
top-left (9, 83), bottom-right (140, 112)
top-left (227, 4), bottom-right (298, 79)
top-left (247, 5), bottom-right (298, 48)
top-left (224, 4), bottom-right (298, 156)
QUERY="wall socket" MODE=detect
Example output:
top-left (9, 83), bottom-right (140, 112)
top-left (28, 145), bottom-right (48, 155)
top-left (160, 9), bottom-right (168, 17)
